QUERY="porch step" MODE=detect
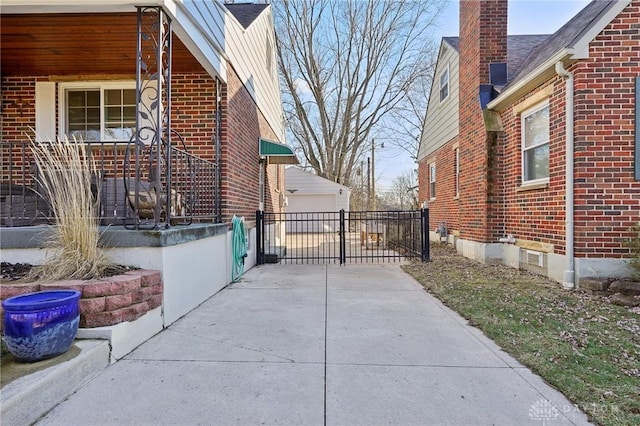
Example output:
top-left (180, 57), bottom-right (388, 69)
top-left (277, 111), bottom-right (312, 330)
top-left (1, 339), bottom-right (110, 425)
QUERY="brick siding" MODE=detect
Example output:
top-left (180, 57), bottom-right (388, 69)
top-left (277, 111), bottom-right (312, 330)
top-left (1, 63), bottom-right (284, 224)
top-left (457, 0), bottom-right (507, 242)
top-left (493, 0), bottom-right (640, 258)
top-left (420, 0), bottom-right (639, 262)
top-left (418, 138), bottom-right (461, 233)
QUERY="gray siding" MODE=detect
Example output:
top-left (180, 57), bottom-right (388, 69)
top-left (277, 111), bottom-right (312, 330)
top-left (180, 1), bottom-right (285, 140)
top-left (417, 41), bottom-right (460, 162)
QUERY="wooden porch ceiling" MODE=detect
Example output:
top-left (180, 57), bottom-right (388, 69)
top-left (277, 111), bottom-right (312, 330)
top-left (1, 13), bottom-right (204, 76)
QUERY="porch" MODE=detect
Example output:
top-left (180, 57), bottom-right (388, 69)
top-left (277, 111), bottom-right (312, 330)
top-left (1, 138), bottom-right (219, 229)
top-left (0, 2), bottom-right (275, 364)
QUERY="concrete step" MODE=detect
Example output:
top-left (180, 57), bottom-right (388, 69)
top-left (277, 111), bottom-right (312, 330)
top-left (1, 339), bottom-right (110, 425)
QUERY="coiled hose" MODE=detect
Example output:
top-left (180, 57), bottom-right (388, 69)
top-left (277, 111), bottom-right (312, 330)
top-left (231, 215), bottom-right (247, 282)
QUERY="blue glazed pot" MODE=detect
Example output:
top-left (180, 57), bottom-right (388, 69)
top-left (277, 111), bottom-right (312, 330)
top-left (2, 290), bottom-right (81, 363)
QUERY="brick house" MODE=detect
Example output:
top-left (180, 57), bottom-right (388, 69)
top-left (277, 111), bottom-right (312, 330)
top-left (1, 0), bottom-right (296, 227)
top-left (417, 0), bottom-right (639, 288)
top-left (0, 1), bottom-right (298, 355)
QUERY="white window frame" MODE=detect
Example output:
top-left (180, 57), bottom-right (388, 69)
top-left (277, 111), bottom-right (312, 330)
top-left (429, 162), bottom-right (436, 199)
top-left (521, 101), bottom-right (550, 185)
top-left (439, 65), bottom-right (450, 102)
top-left (58, 81), bottom-right (136, 142)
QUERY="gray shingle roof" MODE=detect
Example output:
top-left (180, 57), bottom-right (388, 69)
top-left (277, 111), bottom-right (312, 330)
top-left (224, 3), bottom-right (268, 29)
top-left (508, 0), bottom-right (618, 88)
top-left (442, 0), bottom-right (622, 89)
top-left (441, 35), bottom-right (551, 83)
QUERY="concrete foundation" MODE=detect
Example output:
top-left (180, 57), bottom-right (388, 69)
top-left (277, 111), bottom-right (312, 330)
top-left (450, 238), bottom-right (635, 287)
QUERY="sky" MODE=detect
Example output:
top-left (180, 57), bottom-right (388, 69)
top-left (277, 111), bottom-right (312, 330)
top-left (375, 0), bottom-right (592, 192)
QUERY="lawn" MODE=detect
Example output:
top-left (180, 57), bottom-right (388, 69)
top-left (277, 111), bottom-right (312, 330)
top-left (403, 245), bottom-right (640, 426)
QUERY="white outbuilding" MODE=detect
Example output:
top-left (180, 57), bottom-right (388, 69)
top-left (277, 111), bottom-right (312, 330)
top-left (284, 167), bottom-right (350, 232)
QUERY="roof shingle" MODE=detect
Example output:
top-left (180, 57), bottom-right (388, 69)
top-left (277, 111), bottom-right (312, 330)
top-left (224, 2), bottom-right (268, 29)
top-left (442, 35), bottom-right (551, 83)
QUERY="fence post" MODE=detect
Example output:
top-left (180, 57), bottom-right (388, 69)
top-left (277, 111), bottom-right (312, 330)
top-left (256, 210), bottom-right (264, 265)
top-left (421, 208), bottom-right (430, 262)
top-left (339, 209), bottom-right (346, 264)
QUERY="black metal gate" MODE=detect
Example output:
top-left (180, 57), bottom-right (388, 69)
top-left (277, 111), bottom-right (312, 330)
top-left (256, 209), bottom-right (430, 265)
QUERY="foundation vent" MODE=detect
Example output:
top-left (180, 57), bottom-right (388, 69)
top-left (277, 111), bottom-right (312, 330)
top-left (519, 249), bottom-right (547, 274)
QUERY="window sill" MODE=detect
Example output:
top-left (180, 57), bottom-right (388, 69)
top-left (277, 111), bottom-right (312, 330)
top-left (516, 181), bottom-right (549, 192)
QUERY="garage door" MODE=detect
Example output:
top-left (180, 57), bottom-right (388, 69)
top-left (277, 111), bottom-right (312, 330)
top-left (286, 195), bottom-right (337, 233)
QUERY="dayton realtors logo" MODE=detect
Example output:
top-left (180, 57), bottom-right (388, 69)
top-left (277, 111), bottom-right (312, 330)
top-left (529, 399), bottom-right (560, 424)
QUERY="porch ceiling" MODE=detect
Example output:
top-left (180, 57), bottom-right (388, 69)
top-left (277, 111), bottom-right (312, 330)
top-left (1, 13), bottom-right (204, 76)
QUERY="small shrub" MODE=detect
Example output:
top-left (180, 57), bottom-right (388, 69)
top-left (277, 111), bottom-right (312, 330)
top-left (28, 138), bottom-right (116, 281)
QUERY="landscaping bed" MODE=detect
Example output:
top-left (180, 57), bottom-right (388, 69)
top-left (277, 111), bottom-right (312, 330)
top-left (403, 244), bottom-right (640, 426)
top-left (1, 263), bottom-right (163, 328)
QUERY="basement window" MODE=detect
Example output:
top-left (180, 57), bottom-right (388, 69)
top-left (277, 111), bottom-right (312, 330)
top-left (521, 101), bottom-right (550, 184)
top-left (519, 248), bottom-right (547, 275)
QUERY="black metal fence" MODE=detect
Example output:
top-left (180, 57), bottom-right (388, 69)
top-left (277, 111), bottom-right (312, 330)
top-left (1, 139), bottom-right (219, 228)
top-left (256, 209), bottom-right (430, 265)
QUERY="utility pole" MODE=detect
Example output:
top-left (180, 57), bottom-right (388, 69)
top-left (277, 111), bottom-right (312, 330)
top-left (371, 138), bottom-right (376, 211)
top-left (367, 157), bottom-right (371, 210)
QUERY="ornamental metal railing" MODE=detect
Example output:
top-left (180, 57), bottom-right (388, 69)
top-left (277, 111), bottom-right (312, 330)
top-left (0, 139), bottom-right (219, 228)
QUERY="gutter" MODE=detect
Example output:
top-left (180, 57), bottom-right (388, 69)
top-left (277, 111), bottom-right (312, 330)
top-left (487, 49), bottom-right (574, 111)
top-left (555, 61), bottom-right (575, 290)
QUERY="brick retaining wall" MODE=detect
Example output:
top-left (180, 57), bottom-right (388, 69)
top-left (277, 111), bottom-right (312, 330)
top-left (0, 270), bottom-right (162, 328)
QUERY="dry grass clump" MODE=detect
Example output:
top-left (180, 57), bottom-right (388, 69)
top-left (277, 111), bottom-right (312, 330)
top-left (28, 138), bottom-right (116, 281)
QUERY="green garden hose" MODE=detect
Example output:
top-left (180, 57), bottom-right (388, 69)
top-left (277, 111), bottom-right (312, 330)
top-left (231, 215), bottom-right (247, 282)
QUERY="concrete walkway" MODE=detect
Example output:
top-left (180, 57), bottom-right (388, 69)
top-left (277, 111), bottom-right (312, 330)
top-left (37, 264), bottom-right (590, 425)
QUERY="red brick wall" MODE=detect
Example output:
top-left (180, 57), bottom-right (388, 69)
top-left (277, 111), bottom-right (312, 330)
top-left (458, 0), bottom-right (508, 242)
top-left (223, 63), bottom-right (282, 223)
top-left (418, 137), bottom-right (461, 234)
top-left (417, 160), bottom-right (429, 206)
top-left (0, 77), bottom-right (38, 142)
top-left (494, 0), bottom-right (640, 259)
top-left (1, 66), bottom-right (284, 224)
top-left (496, 81), bottom-right (568, 252)
top-left (171, 72), bottom-right (216, 160)
top-left (571, 0), bottom-right (640, 258)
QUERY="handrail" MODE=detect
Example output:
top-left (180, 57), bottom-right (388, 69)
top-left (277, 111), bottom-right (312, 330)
top-left (0, 139), bottom-right (220, 228)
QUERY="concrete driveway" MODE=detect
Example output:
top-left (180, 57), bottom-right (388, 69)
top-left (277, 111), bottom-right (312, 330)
top-left (38, 264), bottom-right (590, 425)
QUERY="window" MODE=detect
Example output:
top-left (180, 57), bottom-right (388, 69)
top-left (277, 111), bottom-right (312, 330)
top-left (455, 148), bottom-right (460, 198)
top-left (61, 82), bottom-right (136, 141)
top-left (439, 66), bottom-right (449, 102)
top-left (522, 102), bottom-right (550, 183)
top-left (429, 162), bottom-right (436, 199)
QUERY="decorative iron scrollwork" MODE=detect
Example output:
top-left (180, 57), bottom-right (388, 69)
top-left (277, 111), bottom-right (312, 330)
top-left (129, 6), bottom-right (173, 229)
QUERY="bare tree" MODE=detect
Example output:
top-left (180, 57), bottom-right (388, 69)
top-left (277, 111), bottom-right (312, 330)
top-left (381, 61), bottom-right (436, 161)
top-left (382, 170), bottom-right (419, 210)
top-left (275, 0), bottom-right (446, 187)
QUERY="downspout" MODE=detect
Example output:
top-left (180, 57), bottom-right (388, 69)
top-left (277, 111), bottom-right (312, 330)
top-left (555, 61), bottom-right (575, 289)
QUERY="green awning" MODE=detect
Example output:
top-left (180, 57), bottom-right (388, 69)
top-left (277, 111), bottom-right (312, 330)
top-left (259, 139), bottom-right (299, 164)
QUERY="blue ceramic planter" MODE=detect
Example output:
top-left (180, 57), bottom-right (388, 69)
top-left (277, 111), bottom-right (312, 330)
top-left (2, 290), bottom-right (81, 363)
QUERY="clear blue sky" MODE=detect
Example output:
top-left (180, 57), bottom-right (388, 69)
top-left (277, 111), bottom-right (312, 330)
top-left (377, 0), bottom-right (591, 191)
